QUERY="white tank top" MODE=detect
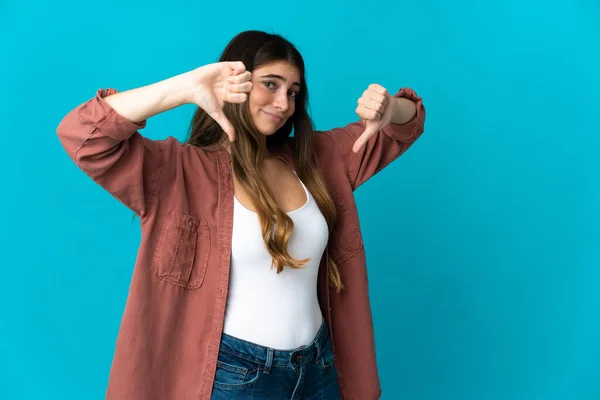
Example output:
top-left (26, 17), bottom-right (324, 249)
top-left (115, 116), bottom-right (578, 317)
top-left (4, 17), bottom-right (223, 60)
top-left (223, 174), bottom-right (329, 350)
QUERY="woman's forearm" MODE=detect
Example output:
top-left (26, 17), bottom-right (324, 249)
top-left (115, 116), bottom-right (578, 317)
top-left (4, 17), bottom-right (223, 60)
top-left (103, 71), bottom-right (196, 123)
top-left (390, 97), bottom-right (417, 124)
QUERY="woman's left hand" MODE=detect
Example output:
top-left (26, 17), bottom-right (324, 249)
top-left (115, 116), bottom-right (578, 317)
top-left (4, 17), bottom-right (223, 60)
top-left (352, 84), bottom-right (395, 153)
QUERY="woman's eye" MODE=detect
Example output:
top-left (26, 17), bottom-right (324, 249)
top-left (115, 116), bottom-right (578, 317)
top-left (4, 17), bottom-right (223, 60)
top-left (263, 81), bottom-right (276, 90)
top-left (288, 91), bottom-right (299, 99)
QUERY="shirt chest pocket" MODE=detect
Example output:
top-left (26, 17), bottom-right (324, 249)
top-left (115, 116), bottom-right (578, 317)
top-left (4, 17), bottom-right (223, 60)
top-left (151, 210), bottom-right (210, 289)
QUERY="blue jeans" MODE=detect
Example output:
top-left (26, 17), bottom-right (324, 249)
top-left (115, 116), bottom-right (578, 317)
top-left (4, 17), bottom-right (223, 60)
top-left (210, 321), bottom-right (341, 399)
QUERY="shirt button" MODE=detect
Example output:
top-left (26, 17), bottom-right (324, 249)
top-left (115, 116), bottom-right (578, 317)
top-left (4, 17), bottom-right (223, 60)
top-left (188, 220), bottom-right (193, 228)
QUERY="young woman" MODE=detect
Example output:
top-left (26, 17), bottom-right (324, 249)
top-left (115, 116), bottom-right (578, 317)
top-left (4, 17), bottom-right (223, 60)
top-left (57, 30), bottom-right (425, 400)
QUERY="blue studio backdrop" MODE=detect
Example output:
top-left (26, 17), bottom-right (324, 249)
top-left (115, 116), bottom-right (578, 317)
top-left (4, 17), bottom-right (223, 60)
top-left (1, 0), bottom-right (599, 399)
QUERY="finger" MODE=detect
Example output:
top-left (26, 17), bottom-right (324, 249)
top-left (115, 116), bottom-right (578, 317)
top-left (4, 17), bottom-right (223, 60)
top-left (355, 105), bottom-right (382, 121)
top-left (225, 61), bottom-right (246, 75)
top-left (223, 92), bottom-right (248, 103)
top-left (368, 84), bottom-right (387, 95)
top-left (352, 123), bottom-right (380, 153)
top-left (362, 91), bottom-right (387, 107)
top-left (225, 81), bottom-right (253, 93)
top-left (358, 97), bottom-right (385, 113)
top-left (209, 111), bottom-right (235, 142)
top-left (227, 71), bottom-right (252, 84)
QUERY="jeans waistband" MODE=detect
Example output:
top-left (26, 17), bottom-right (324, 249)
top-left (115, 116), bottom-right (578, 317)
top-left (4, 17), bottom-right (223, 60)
top-left (219, 320), bottom-right (329, 369)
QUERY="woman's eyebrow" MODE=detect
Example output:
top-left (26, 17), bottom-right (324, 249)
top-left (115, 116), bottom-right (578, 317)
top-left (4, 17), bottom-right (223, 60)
top-left (260, 74), bottom-right (301, 88)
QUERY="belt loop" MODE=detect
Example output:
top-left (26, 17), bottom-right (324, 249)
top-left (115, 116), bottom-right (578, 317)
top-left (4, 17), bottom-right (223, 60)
top-left (315, 341), bottom-right (322, 364)
top-left (264, 348), bottom-right (274, 374)
top-left (315, 320), bottom-right (326, 362)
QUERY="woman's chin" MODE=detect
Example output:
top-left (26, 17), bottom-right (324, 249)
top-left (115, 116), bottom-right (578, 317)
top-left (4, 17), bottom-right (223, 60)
top-left (257, 127), bottom-right (279, 136)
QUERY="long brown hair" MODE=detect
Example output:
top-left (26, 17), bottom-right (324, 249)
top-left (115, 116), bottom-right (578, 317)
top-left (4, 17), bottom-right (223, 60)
top-left (187, 30), bottom-right (343, 291)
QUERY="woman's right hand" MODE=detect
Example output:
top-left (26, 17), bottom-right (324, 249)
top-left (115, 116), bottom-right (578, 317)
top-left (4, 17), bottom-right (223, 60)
top-left (187, 62), bottom-right (252, 142)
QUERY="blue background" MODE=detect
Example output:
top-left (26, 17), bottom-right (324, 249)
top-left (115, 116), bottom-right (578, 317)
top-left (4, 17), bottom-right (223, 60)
top-left (1, 0), bottom-right (599, 399)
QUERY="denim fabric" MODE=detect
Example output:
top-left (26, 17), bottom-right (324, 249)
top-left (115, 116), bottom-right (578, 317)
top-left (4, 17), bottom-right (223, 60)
top-left (210, 322), bottom-right (340, 399)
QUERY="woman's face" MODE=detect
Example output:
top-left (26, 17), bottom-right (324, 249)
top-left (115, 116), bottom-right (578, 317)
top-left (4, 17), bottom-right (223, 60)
top-left (248, 61), bottom-right (301, 135)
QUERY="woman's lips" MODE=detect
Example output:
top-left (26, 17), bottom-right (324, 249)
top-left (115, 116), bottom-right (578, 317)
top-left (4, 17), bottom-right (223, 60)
top-left (263, 110), bottom-right (283, 122)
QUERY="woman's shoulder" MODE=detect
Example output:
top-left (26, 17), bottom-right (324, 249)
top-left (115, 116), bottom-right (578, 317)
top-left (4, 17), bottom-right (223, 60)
top-left (311, 129), bottom-right (346, 164)
top-left (278, 134), bottom-right (346, 182)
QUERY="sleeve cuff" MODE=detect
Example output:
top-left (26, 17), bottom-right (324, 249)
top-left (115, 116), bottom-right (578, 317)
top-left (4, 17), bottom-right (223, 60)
top-left (382, 87), bottom-right (425, 142)
top-left (76, 88), bottom-right (147, 141)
